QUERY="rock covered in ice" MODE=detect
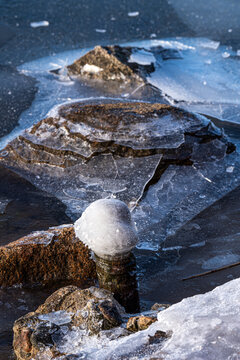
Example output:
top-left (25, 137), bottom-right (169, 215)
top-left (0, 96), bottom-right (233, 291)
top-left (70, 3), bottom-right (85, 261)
top-left (0, 101), bottom-right (236, 230)
top-left (67, 45), bottom-right (155, 83)
top-left (13, 285), bottom-right (126, 360)
top-left (74, 199), bottom-right (138, 258)
top-left (13, 279), bottom-right (240, 360)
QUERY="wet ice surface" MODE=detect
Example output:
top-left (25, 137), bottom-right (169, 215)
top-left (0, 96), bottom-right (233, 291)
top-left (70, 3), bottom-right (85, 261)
top-left (134, 151), bottom-right (240, 250)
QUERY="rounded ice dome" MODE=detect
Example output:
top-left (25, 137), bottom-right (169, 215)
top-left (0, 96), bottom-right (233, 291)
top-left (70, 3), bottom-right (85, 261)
top-left (74, 199), bottom-right (138, 258)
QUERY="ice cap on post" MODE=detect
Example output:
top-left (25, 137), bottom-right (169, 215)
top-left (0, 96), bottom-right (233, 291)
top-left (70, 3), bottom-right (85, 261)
top-left (74, 198), bottom-right (138, 259)
top-left (74, 199), bottom-right (140, 312)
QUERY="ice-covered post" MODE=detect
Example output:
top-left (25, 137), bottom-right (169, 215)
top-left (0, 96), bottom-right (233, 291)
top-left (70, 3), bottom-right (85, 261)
top-left (74, 199), bottom-right (140, 313)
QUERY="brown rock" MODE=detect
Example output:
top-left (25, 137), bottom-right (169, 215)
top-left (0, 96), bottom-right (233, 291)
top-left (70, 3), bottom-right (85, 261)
top-left (13, 286), bottom-right (125, 360)
top-left (126, 315), bottom-right (157, 332)
top-left (67, 45), bottom-right (154, 83)
top-left (0, 225), bottom-right (96, 287)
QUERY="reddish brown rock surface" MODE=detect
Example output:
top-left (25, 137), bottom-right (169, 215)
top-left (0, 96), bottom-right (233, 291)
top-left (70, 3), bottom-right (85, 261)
top-left (0, 225), bottom-right (96, 287)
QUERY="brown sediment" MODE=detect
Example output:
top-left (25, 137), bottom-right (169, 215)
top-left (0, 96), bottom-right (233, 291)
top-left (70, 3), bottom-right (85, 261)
top-left (0, 225), bottom-right (97, 288)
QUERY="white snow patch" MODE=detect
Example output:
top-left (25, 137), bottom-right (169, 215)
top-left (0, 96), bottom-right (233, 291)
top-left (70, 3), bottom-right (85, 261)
top-left (95, 29), bottom-right (106, 33)
top-left (30, 21), bottom-right (49, 28)
top-left (74, 199), bottom-right (138, 258)
top-left (81, 64), bottom-right (103, 74)
top-left (226, 166), bottom-right (234, 173)
top-left (128, 11), bottom-right (139, 17)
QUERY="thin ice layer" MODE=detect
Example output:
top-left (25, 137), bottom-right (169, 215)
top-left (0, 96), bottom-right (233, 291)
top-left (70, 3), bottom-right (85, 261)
top-left (146, 38), bottom-right (240, 125)
top-left (134, 151), bottom-right (240, 251)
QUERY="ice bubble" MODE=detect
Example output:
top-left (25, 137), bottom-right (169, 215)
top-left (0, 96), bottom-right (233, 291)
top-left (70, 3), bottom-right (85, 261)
top-left (74, 199), bottom-right (138, 258)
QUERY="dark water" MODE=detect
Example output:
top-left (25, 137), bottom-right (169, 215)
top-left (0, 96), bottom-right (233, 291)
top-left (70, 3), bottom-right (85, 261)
top-left (1, 0), bottom-right (240, 358)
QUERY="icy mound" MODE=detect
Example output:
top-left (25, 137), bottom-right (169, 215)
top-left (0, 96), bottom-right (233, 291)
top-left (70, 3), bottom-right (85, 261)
top-left (24, 278), bottom-right (240, 359)
top-left (155, 277), bottom-right (240, 360)
top-left (74, 199), bottom-right (138, 258)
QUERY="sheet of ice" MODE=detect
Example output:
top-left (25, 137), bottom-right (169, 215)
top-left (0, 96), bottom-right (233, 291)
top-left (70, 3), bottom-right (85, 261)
top-left (201, 254), bottom-right (240, 270)
top-left (38, 110), bottom-right (201, 154)
top-left (39, 310), bottom-right (73, 326)
top-left (11, 152), bottom-right (161, 219)
top-left (18, 230), bottom-right (55, 246)
top-left (30, 20), bottom-right (49, 28)
top-left (155, 278), bottom-right (240, 360)
top-left (133, 151), bottom-right (240, 251)
top-left (0, 48), bottom-right (91, 150)
top-left (128, 49), bottom-right (156, 65)
top-left (146, 38), bottom-right (240, 125)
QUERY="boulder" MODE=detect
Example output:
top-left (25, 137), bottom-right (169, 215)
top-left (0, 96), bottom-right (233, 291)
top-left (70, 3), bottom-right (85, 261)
top-left (13, 286), bottom-right (125, 360)
top-left (0, 225), bottom-right (96, 287)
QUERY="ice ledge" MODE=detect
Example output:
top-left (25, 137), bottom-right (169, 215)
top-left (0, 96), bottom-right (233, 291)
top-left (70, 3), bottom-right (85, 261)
top-left (156, 278), bottom-right (240, 360)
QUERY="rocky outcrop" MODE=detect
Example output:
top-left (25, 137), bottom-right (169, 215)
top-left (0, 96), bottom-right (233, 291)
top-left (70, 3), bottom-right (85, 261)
top-left (67, 45), bottom-right (154, 83)
top-left (0, 225), bottom-right (96, 287)
top-left (0, 101), bottom-right (233, 218)
top-left (65, 45), bottom-right (168, 99)
top-left (13, 286), bottom-right (125, 360)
